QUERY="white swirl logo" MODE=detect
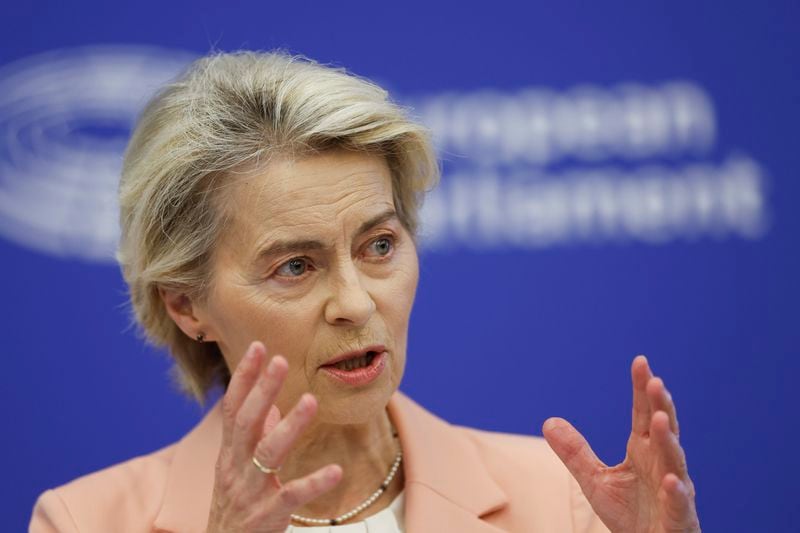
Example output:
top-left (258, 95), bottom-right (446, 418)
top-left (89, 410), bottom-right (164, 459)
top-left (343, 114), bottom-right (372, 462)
top-left (0, 45), bottom-right (194, 261)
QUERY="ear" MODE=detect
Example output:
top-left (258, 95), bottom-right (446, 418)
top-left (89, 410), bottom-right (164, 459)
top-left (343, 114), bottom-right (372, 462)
top-left (159, 287), bottom-right (215, 342)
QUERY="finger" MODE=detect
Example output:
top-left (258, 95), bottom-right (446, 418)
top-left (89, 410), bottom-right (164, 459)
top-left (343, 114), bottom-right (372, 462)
top-left (262, 404), bottom-right (282, 437)
top-left (543, 417), bottom-right (605, 496)
top-left (631, 355), bottom-right (654, 436)
top-left (658, 473), bottom-right (699, 530)
top-left (273, 465), bottom-right (343, 517)
top-left (231, 354), bottom-right (289, 464)
top-left (647, 377), bottom-right (680, 436)
top-left (651, 411), bottom-right (690, 480)
top-left (221, 342), bottom-right (265, 447)
top-left (252, 394), bottom-right (318, 482)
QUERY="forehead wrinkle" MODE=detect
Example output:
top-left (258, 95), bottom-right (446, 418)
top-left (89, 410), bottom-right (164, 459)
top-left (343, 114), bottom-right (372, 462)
top-left (260, 172), bottom-right (391, 228)
top-left (269, 169), bottom-right (388, 209)
top-left (252, 217), bottom-right (332, 255)
top-left (220, 155), bottom-right (395, 257)
top-left (235, 149), bottom-right (392, 209)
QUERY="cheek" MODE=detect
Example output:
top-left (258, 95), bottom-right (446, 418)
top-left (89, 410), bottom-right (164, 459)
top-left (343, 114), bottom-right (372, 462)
top-left (384, 264), bottom-right (417, 385)
top-left (238, 295), bottom-right (324, 414)
top-left (380, 249), bottom-right (419, 335)
top-left (211, 287), bottom-right (319, 370)
top-left (254, 298), bottom-right (319, 361)
top-left (397, 245), bottom-right (420, 308)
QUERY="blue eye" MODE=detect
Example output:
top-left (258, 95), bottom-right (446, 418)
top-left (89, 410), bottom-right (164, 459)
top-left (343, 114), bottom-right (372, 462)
top-left (369, 237), bottom-right (393, 256)
top-left (276, 258), bottom-right (308, 277)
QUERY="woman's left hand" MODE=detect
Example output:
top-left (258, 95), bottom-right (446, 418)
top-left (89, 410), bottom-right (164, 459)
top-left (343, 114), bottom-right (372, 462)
top-left (542, 355), bottom-right (701, 533)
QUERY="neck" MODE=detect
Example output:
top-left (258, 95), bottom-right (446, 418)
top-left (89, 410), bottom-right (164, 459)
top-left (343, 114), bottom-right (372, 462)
top-left (281, 407), bottom-right (404, 521)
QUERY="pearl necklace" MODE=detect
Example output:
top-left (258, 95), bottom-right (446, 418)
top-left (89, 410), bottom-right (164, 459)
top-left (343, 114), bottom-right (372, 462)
top-left (290, 440), bottom-right (403, 526)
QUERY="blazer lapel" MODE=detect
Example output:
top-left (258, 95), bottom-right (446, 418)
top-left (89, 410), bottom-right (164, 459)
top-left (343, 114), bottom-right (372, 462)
top-left (389, 393), bottom-right (509, 533)
top-left (153, 403), bottom-right (222, 533)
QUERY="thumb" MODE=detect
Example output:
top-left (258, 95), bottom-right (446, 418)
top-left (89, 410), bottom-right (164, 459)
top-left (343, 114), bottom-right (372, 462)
top-left (542, 417), bottom-right (604, 492)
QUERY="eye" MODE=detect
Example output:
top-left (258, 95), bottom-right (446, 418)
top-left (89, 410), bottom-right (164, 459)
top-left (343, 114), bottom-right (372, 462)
top-left (275, 257), bottom-right (310, 277)
top-left (366, 236), bottom-right (394, 258)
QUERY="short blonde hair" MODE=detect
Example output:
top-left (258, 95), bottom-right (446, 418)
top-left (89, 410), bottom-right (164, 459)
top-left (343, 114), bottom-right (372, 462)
top-left (117, 51), bottom-right (439, 402)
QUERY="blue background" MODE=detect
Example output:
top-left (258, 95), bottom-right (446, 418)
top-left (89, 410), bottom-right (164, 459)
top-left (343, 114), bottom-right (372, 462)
top-left (3, 1), bottom-right (799, 531)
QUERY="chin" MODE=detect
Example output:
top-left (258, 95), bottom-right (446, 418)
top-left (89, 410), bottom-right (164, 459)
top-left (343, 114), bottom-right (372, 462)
top-left (313, 363), bottom-right (402, 426)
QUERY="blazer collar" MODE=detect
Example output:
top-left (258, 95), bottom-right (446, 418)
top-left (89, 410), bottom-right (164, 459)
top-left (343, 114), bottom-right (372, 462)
top-left (154, 392), bottom-right (508, 532)
top-left (153, 401), bottom-right (221, 533)
top-left (389, 393), bottom-right (508, 532)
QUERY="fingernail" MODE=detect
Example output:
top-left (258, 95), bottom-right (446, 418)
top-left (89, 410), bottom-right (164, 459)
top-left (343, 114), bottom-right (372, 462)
top-left (245, 345), bottom-right (257, 361)
top-left (542, 418), bottom-right (559, 432)
top-left (301, 394), bottom-right (313, 410)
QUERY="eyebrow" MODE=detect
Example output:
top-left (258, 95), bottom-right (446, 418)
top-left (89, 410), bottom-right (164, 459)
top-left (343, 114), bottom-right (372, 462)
top-left (356, 208), bottom-right (398, 237)
top-left (253, 208), bottom-right (399, 263)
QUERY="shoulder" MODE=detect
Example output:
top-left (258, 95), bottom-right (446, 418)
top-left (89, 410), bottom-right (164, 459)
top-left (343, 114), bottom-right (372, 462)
top-left (30, 444), bottom-right (176, 533)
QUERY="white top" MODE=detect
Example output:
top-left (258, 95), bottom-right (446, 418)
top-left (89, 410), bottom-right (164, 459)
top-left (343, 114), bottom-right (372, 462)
top-left (285, 491), bottom-right (405, 533)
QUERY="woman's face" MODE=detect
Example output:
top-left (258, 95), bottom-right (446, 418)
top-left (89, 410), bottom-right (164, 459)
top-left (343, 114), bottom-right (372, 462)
top-left (198, 150), bottom-right (419, 424)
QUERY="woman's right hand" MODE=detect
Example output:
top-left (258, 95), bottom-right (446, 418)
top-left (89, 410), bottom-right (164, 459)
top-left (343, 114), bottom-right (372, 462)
top-left (206, 341), bottom-right (343, 532)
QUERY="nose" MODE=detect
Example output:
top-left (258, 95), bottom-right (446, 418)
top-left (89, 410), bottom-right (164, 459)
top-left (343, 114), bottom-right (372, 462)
top-left (323, 261), bottom-right (376, 327)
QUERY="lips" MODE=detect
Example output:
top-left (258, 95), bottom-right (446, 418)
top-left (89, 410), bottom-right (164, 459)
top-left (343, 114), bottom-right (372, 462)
top-left (319, 345), bottom-right (388, 386)
top-left (320, 345), bottom-right (387, 368)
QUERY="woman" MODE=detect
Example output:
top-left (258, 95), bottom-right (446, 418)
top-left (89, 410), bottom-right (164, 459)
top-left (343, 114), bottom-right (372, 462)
top-left (30, 51), bottom-right (700, 532)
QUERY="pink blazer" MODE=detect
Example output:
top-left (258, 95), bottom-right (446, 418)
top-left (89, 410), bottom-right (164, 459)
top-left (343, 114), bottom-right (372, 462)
top-left (30, 393), bottom-right (609, 532)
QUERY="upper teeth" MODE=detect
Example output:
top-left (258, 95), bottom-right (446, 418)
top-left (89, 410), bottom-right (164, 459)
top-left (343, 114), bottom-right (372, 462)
top-left (335, 354), bottom-right (371, 371)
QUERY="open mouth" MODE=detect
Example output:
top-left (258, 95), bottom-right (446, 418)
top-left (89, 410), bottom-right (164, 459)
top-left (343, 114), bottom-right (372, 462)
top-left (320, 346), bottom-right (387, 386)
top-left (328, 350), bottom-right (380, 371)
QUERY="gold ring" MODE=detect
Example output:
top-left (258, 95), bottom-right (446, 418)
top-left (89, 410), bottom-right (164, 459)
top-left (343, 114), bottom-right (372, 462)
top-left (252, 455), bottom-right (281, 475)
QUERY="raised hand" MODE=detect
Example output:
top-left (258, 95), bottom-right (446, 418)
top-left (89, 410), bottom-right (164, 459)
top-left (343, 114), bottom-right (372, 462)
top-left (542, 356), bottom-right (700, 533)
top-left (206, 342), bottom-right (343, 533)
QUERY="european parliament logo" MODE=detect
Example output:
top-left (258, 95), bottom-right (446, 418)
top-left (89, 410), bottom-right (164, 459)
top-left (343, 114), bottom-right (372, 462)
top-left (0, 46), bottom-right (770, 261)
top-left (0, 45), bottom-right (193, 261)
